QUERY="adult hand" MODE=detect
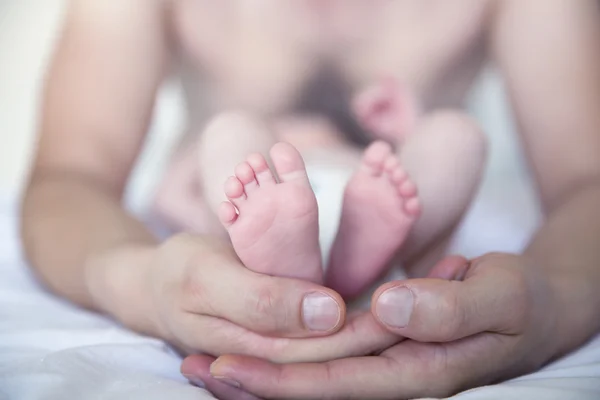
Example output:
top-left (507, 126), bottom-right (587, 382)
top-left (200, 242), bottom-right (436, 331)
top-left (191, 253), bottom-right (562, 399)
top-left (88, 233), bottom-right (400, 364)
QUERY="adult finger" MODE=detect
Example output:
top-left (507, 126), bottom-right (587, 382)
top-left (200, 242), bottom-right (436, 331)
top-left (372, 253), bottom-right (529, 342)
top-left (210, 355), bottom-right (401, 399)
top-left (205, 332), bottom-right (516, 399)
top-left (181, 354), bottom-right (262, 400)
top-left (180, 311), bottom-right (400, 364)
top-left (181, 241), bottom-right (346, 338)
top-left (426, 255), bottom-right (470, 281)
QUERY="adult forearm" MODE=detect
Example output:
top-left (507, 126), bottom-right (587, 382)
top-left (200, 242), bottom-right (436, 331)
top-left (525, 181), bottom-right (600, 353)
top-left (21, 171), bottom-right (157, 317)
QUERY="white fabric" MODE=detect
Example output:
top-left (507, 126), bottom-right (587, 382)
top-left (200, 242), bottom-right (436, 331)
top-left (0, 199), bottom-right (214, 400)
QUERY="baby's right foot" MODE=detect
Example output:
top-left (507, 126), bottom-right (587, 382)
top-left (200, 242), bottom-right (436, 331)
top-left (326, 141), bottom-right (421, 299)
top-left (219, 143), bottom-right (323, 284)
top-left (353, 78), bottom-right (420, 143)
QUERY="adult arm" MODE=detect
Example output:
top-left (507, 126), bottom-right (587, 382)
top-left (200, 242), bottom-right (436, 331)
top-left (493, 0), bottom-right (600, 350)
top-left (22, 0), bottom-right (168, 332)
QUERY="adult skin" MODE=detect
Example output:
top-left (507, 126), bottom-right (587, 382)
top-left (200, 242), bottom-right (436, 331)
top-left (181, 0), bottom-right (600, 398)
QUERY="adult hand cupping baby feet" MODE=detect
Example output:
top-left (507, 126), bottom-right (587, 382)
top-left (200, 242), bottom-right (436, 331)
top-left (115, 231), bottom-right (401, 399)
top-left (173, 140), bottom-right (408, 398)
top-left (194, 254), bottom-right (563, 400)
top-left (150, 234), bottom-right (402, 352)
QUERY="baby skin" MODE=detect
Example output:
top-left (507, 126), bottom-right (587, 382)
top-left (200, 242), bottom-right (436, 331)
top-left (218, 143), bottom-right (323, 284)
top-left (154, 80), bottom-right (486, 299)
top-left (325, 141), bottom-right (421, 297)
top-left (217, 138), bottom-right (421, 290)
top-left (327, 80), bottom-right (487, 298)
top-left (214, 84), bottom-right (422, 294)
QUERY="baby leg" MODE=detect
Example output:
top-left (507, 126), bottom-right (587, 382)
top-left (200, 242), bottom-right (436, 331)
top-left (154, 112), bottom-right (279, 235)
top-left (152, 112), bottom-right (280, 234)
top-left (397, 111), bottom-right (487, 274)
top-left (199, 112), bottom-right (279, 216)
top-left (327, 82), bottom-right (486, 297)
top-left (152, 140), bottom-right (217, 234)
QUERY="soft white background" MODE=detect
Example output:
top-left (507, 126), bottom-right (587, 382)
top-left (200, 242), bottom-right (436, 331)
top-left (0, 0), bottom-right (187, 205)
top-left (0, 0), bottom-right (60, 196)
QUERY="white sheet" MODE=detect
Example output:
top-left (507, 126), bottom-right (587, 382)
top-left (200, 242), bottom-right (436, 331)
top-left (0, 199), bottom-right (215, 400)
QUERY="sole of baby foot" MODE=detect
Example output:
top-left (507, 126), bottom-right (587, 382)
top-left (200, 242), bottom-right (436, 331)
top-left (219, 142), bottom-right (323, 284)
top-left (326, 141), bottom-right (421, 299)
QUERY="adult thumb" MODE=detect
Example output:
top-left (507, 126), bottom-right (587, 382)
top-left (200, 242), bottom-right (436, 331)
top-left (371, 254), bottom-right (527, 342)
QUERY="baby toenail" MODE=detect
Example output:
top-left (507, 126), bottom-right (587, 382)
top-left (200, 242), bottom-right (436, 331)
top-left (376, 287), bottom-right (414, 328)
top-left (302, 292), bottom-right (341, 332)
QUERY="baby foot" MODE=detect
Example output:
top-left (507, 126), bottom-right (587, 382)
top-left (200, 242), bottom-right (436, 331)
top-left (219, 142), bottom-right (323, 283)
top-left (326, 141), bottom-right (421, 299)
top-left (353, 78), bottom-right (421, 143)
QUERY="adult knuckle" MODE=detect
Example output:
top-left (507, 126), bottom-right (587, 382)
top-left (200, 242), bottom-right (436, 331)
top-left (503, 267), bottom-right (531, 327)
top-left (178, 249), bottom-right (220, 314)
top-left (181, 267), bottom-right (212, 313)
top-left (403, 346), bottom-right (458, 398)
top-left (431, 348), bottom-right (460, 396)
top-left (437, 288), bottom-right (464, 340)
top-left (429, 345), bottom-right (480, 397)
top-left (479, 253), bottom-right (532, 330)
top-left (248, 284), bottom-right (287, 332)
top-left (254, 287), bottom-right (277, 316)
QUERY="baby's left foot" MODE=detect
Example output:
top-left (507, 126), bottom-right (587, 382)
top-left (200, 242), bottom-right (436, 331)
top-left (326, 141), bottom-right (421, 299)
top-left (219, 143), bottom-right (323, 283)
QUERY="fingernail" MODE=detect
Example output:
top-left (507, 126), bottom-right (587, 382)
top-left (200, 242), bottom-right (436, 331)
top-left (302, 292), bottom-right (341, 332)
top-left (212, 375), bottom-right (242, 389)
top-left (454, 261), bottom-right (470, 281)
top-left (210, 360), bottom-right (242, 389)
top-left (376, 286), bottom-right (414, 328)
top-left (183, 374), bottom-right (206, 388)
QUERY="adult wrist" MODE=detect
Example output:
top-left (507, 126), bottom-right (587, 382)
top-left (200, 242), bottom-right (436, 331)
top-left (545, 266), bottom-right (600, 356)
top-left (84, 242), bottom-right (166, 338)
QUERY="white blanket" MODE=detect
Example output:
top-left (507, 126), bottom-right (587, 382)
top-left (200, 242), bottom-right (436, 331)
top-left (0, 198), bottom-right (214, 400)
